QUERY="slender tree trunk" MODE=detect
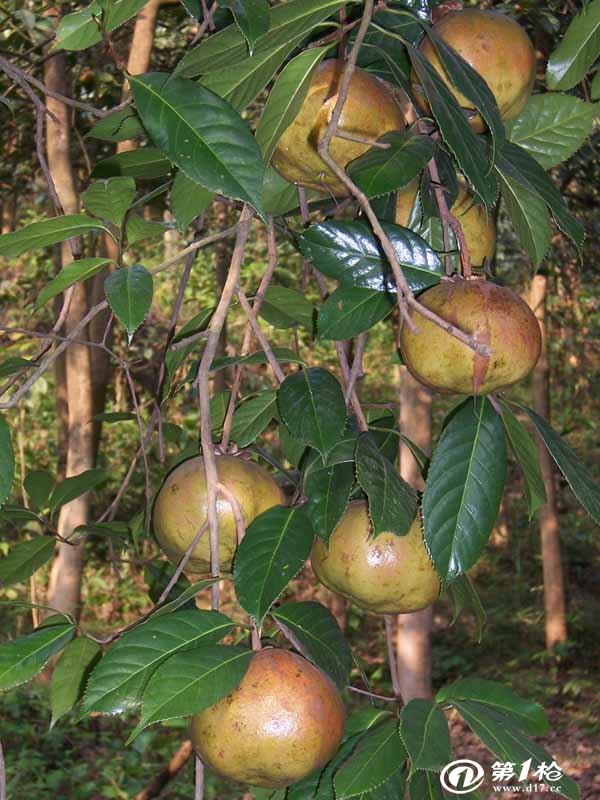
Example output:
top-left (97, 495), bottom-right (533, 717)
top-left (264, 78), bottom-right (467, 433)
top-left (1, 192), bottom-right (16, 234)
top-left (529, 274), bottom-right (567, 648)
top-left (44, 45), bottom-right (95, 619)
top-left (396, 368), bottom-right (434, 701)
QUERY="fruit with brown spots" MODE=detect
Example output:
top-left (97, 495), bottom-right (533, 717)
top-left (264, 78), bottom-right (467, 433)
top-left (153, 455), bottom-right (284, 574)
top-left (399, 277), bottom-right (541, 395)
top-left (311, 501), bottom-right (440, 614)
top-left (271, 59), bottom-right (406, 196)
top-left (190, 648), bottom-right (345, 788)
top-left (413, 9), bottom-right (536, 132)
top-left (395, 179), bottom-right (496, 268)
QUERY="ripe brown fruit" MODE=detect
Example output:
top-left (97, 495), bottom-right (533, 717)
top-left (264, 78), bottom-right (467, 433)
top-left (191, 648), bottom-right (345, 788)
top-left (399, 277), bottom-right (542, 395)
top-left (395, 180), bottom-right (496, 268)
top-left (311, 501), bottom-right (440, 615)
top-left (153, 455), bottom-right (283, 574)
top-left (272, 59), bottom-right (405, 196)
top-left (413, 9), bottom-right (536, 132)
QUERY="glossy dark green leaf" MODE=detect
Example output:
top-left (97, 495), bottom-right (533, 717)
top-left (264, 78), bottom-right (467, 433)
top-left (130, 73), bottom-right (265, 217)
top-left (422, 398), bottom-right (507, 584)
top-left (50, 637), bottom-right (102, 728)
top-left (399, 698), bottom-right (452, 773)
top-left (104, 264), bottom-right (153, 343)
top-left (303, 452), bottom-right (355, 544)
top-left (211, 347), bottom-right (303, 372)
top-left (318, 287), bottom-right (393, 341)
top-left (272, 601), bottom-right (352, 689)
top-left (408, 771), bottom-right (444, 800)
top-left (82, 177), bottom-right (136, 227)
top-left (0, 214), bottom-right (110, 258)
top-left (230, 390), bottom-right (278, 447)
top-left (35, 258), bottom-right (113, 312)
top-left (546, 0), bottom-right (600, 90)
top-left (92, 148), bottom-right (172, 179)
top-left (0, 537), bottom-right (55, 588)
top-left (87, 108), bottom-right (145, 142)
top-left (150, 578), bottom-right (218, 618)
top-left (437, 677), bottom-right (548, 735)
top-left (171, 171), bottom-right (214, 230)
top-left (83, 609), bottom-right (233, 714)
top-left (499, 402), bottom-right (546, 519)
top-left (334, 718), bottom-right (407, 799)
top-left (448, 573), bottom-right (486, 642)
top-left (130, 645), bottom-right (252, 738)
top-left (356, 432), bottom-right (416, 537)
top-left (0, 416), bottom-right (14, 510)
top-left (221, 0), bottom-right (270, 54)
top-left (49, 469), bottom-right (106, 515)
top-left (347, 132), bottom-right (434, 198)
top-left (54, 0), bottom-right (148, 52)
top-left (278, 368), bottom-right (346, 458)
top-left (234, 505), bottom-right (314, 625)
top-left (0, 623), bottom-right (75, 690)
top-left (23, 469), bottom-right (54, 510)
top-left (517, 403), bottom-right (600, 524)
top-left (407, 42), bottom-right (497, 210)
top-left (259, 286), bottom-right (315, 330)
top-left (144, 562), bottom-right (193, 607)
top-left (256, 47), bottom-right (328, 162)
top-left (506, 94), bottom-right (595, 169)
top-left (300, 220), bottom-right (442, 294)
top-left (498, 170), bottom-right (552, 266)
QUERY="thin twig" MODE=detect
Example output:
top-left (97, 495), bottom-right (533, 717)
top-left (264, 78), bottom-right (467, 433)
top-left (0, 737), bottom-right (6, 800)
top-left (236, 290), bottom-right (286, 383)
top-left (195, 755), bottom-right (204, 800)
top-left (384, 615), bottom-right (402, 700)
top-left (344, 333), bottom-right (368, 405)
top-left (347, 685), bottom-right (398, 703)
top-left (334, 130), bottom-right (390, 149)
top-left (134, 740), bottom-right (193, 800)
top-left (156, 522), bottom-right (209, 605)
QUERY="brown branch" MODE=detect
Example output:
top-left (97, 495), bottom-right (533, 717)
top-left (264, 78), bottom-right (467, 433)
top-left (156, 521), bottom-right (209, 604)
top-left (236, 290), bottom-right (286, 384)
top-left (334, 130), bottom-right (390, 149)
top-left (195, 755), bottom-right (204, 800)
top-left (344, 332), bottom-right (367, 405)
top-left (134, 740), bottom-right (193, 800)
top-left (347, 685), bottom-right (398, 703)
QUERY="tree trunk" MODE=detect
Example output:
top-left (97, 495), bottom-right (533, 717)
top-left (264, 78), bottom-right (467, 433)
top-left (396, 368), bottom-right (434, 701)
top-left (529, 273), bottom-right (567, 649)
top-left (44, 46), bottom-right (95, 619)
top-left (1, 192), bottom-right (16, 234)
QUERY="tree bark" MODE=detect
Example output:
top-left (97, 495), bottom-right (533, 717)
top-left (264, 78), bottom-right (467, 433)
top-left (44, 46), bottom-right (95, 619)
top-left (396, 367), bottom-right (434, 701)
top-left (529, 273), bottom-right (567, 648)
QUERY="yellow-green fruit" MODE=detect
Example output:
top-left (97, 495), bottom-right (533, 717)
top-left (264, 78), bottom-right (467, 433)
top-left (399, 278), bottom-right (542, 395)
top-left (395, 180), bottom-right (496, 268)
top-left (272, 59), bottom-right (406, 196)
top-left (413, 9), bottom-right (536, 132)
top-left (191, 648), bottom-right (345, 789)
top-left (311, 501), bottom-right (440, 615)
top-left (153, 455), bottom-right (284, 574)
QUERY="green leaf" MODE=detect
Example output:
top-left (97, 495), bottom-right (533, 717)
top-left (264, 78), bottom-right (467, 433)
top-left (92, 148), bottom-right (172, 179)
top-left (130, 645), bottom-right (252, 739)
top-left (211, 347), bottom-right (303, 372)
top-left (303, 453), bottom-right (355, 544)
top-left (334, 718), bottom-right (407, 799)
top-left (104, 264), bottom-right (153, 343)
top-left (272, 601), bottom-right (352, 689)
top-left (506, 94), bottom-right (595, 169)
top-left (448, 573), bottom-right (486, 642)
top-left (49, 468), bottom-right (107, 514)
top-left (130, 73), bottom-right (265, 217)
top-left (86, 108), bottom-right (145, 142)
top-left (35, 258), bottom-right (113, 312)
top-left (220, 0), bottom-right (270, 54)
top-left (437, 677), bottom-right (548, 735)
top-left (171, 172), bottom-right (214, 231)
top-left (0, 416), bottom-right (14, 509)
top-left (422, 398), bottom-right (507, 584)
top-left (82, 177), bottom-right (136, 227)
top-left (408, 771), bottom-right (444, 800)
top-left (318, 287), bottom-right (393, 341)
top-left (50, 637), bottom-right (102, 728)
top-left (0, 506), bottom-right (41, 524)
top-left (23, 470), bottom-right (54, 511)
top-left (348, 131), bottom-right (435, 199)
top-left (299, 220), bottom-right (443, 294)
top-left (399, 699), bottom-right (452, 774)
top-left (547, 0), bottom-right (600, 90)
top-left (278, 368), bottom-right (346, 458)
top-left (499, 402), bottom-right (546, 519)
top-left (53, 0), bottom-right (149, 52)
top-left (83, 609), bottom-right (233, 714)
top-left (258, 286), bottom-right (315, 330)
top-left (0, 623), bottom-right (75, 690)
top-left (497, 170), bottom-right (552, 266)
top-left (516, 403), bottom-right (600, 524)
top-left (0, 357), bottom-right (35, 379)
top-left (256, 47), bottom-right (329, 162)
top-left (90, 412), bottom-right (136, 423)
top-left (125, 214), bottom-right (167, 246)
top-left (262, 166), bottom-right (322, 216)
top-left (407, 43), bottom-right (497, 210)
top-left (230, 390), bottom-right (278, 447)
top-left (0, 537), bottom-right (55, 588)
top-left (234, 505), bottom-right (314, 625)
top-left (592, 69), bottom-right (600, 100)
top-left (150, 578), bottom-right (218, 618)
top-left (0, 214), bottom-right (109, 258)
top-left (453, 701), bottom-right (579, 800)
top-left (355, 432), bottom-right (416, 537)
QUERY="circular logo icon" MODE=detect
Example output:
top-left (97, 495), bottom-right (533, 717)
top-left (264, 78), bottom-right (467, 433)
top-left (440, 759), bottom-right (485, 794)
